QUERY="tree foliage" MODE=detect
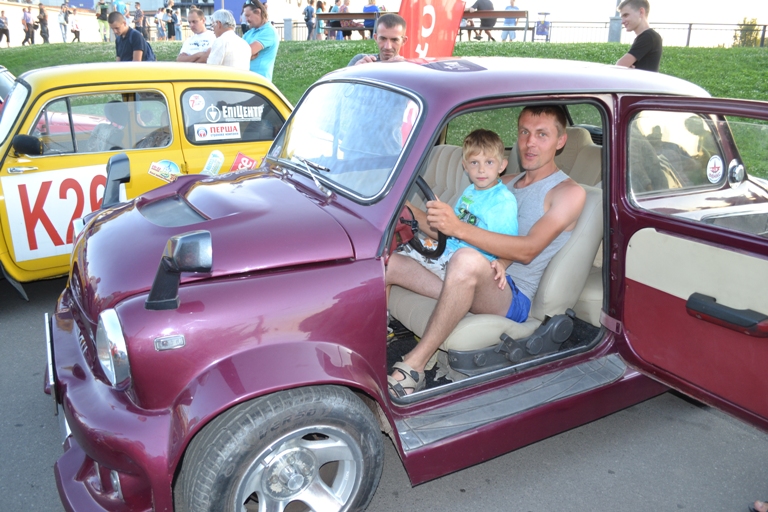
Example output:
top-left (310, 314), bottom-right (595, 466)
top-left (733, 18), bottom-right (762, 47)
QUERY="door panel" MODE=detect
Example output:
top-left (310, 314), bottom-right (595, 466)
top-left (624, 228), bottom-right (768, 419)
top-left (616, 96), bottom-right (768, 427)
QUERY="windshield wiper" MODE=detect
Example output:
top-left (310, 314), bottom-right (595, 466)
top-left (292, 156), bottom-right (333, 199)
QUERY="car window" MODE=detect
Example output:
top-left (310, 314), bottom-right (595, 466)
top-left (181, 89), bottom-right (285, 145)
top-left (445, 107), bottom-right (522, 148)
top-left (0, 83), bottom-right (29, 146)
top-left (270, 81), bottom-right (421, 201)
top-left (628, 110), bottom-right (768, 239)
top-left (29, 91), bottom-right (172, 155)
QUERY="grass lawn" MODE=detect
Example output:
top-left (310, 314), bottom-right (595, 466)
top-left (1, 41), bottom-right (766, 104)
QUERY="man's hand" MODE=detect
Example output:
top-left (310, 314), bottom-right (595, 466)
top-left (354, 54), bottom-right (380, 65)
top-left (490, 259), bottom-right (508, 290)
top-left (426, 199), bottom-right (462, 237)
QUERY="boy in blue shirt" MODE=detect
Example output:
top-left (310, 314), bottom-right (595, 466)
top-left (398, 129), bottom-right (518, 282)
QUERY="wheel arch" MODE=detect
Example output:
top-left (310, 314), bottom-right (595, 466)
top-left (166, 342), bottom-right (395, 476)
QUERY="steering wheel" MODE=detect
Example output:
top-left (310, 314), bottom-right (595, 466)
top-left (406, 176), bottom-right (447, 259)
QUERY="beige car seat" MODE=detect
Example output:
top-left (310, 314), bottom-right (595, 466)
top-left (391, 144), bottom-right (604, 355)
top-left (82, 101), bottom-right (130, 152)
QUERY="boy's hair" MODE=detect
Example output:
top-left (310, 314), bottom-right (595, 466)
top-left (519, 105), bottom-right (567, 137)
top-left (617, 0), bottom-right (649, 15)
top-left (463, 129), bottom-right (505, 161)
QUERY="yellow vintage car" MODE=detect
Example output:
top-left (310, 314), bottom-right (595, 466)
top-left (0, 62), bottom-right (292, 295)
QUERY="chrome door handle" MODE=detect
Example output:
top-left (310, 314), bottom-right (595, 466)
top-left (8, 167), bottom-right (38, 173)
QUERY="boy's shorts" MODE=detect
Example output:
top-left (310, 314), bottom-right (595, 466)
top-left (401, 246), bottom-right (450, 280)
top-left (505, 275), bottom-right (531, 323)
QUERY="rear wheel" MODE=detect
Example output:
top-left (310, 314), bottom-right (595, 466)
top-left (175, 386), bottom-right (384, 512)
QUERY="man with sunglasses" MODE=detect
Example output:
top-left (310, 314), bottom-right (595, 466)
top-left (177, 8), bottom-right (215, 62)
top-left (242, 0), bottom-right (279, 81)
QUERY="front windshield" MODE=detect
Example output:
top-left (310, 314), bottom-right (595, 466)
top-left (0, 83), bottom-right (29, 146)
top-left (270, 81), bottom-right (421, 200)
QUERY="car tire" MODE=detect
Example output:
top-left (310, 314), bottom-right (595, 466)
top-left (174, 386), bottom-right (384, 512)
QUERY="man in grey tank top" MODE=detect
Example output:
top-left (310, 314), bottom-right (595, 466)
top-left (387, 106), bottom-right (586, 397)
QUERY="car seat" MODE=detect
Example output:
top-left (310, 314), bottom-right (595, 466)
top-left (82, 101), bottom-right (130, 152)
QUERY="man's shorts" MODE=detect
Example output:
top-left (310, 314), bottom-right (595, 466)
top-left (504, 275), bottom-right (531, 323)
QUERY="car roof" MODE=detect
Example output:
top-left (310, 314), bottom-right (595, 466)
top-left (17, 62), bottom-right (286, 99)
top-left (327, 57), bottom-right (710, 103)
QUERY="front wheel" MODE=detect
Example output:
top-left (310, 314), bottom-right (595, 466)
top-left (174, 386), bottom-right (384, 512)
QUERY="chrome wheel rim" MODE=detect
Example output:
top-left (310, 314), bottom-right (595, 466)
top-left (235, 426), bottom-right (363, 512)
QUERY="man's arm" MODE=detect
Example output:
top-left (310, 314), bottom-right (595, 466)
top-left (616, 53), bottom-right (637, 68)
top-left (177, 50), bottom-right (208, 62)
top-left (206, 40), bottom-right (223, 65)
top-left (425, 179), bottom-right (586, 263)
top-left (132, 49), bottom-right (143, 61)
top-left (249, 39), bottom-right (264, 59)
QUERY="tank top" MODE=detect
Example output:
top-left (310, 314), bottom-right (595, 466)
top-left (506, 170), bottom-right (572, 300)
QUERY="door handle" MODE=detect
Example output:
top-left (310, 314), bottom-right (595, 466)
top-left (8, 166), bottom-right (38, 173)
top-left (686, 293), bottom-right (768, 338)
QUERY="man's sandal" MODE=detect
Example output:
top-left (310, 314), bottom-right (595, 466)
top-left (387, 361), bottom-right (425, 398)
top-left (749, 500), bottom-right (768, 512)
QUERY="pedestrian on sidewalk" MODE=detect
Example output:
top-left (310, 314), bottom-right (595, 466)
top-left (69, 7), bottom-right (80, 42)
top-left (58, 3), bottom-right (68, 42)
top-left (38, 3), bottom-right (49, 43)
top-left (21, 7), bottom-right (35, 46)
top-left (96, 0), bottom-right (109, 41)
top-left (0, 11), bottom-right (10, 48)
top-left (303, 0), bottom-right (315, 40)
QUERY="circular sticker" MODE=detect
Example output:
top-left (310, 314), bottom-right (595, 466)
top-left (188, 94), bottom-right (206, 111)
top-left (707, 155), bottom-right (724, 183)
top-left (205, 105), bottom-right (222, 123)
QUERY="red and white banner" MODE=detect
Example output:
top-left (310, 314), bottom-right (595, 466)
top-left (1, 166), bottom-right (106, 262)
top-left (399, 0), bottom-right (465, 59)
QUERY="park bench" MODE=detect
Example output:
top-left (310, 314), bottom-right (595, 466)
top-left (316, 11), bottom-right (377, 38)
top-left (458, 10), bottom-right (531, 41)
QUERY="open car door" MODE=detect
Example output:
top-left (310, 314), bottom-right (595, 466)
top-left (612, 95), bottom-right (768, 431)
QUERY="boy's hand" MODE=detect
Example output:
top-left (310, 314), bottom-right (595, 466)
top-left (491, 259), bottom-right (507, 290)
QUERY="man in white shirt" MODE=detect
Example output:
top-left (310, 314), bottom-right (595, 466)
top-left (206, 9), bottom-right (251, 70)
top-left (176, 8), bottom-right (215, 62)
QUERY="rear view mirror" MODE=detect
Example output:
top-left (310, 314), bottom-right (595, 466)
top-left (12, 134), bottom-right (43, 156)
top-left (145, 231), bottom-right (213, 311)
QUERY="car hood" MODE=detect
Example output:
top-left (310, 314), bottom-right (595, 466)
top-left (71, 172), bottom-right (354, 322)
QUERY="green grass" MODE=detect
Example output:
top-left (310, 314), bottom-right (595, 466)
top-left (2, 41), bottom-right (766, 104)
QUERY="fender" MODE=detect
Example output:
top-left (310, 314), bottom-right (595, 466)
top-left (165, 340), bottom-right (389, 471)
top-left (1, 258), bottom-right (28, 300)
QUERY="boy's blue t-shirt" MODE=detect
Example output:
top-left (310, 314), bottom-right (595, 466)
top-left (243, 23), bottom-right (279, 81)
top-left (444, 180), bottom-right (518, 261)
top-left (504, 5), bottom-right (519, 26)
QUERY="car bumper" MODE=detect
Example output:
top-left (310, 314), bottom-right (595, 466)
top-left (47, 289), bottom-right (175, 512)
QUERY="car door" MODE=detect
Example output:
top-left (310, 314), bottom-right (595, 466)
top-left (173, 82), bottom-right (288, 175)
top-left (612, 96), bottom-right (768, 430)
top-left (0, 83), bottom-right (183, 281)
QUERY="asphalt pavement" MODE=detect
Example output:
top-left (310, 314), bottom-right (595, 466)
top-left (2, 277), bottom-right (767, 512)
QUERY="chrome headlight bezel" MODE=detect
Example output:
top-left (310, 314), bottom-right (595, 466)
top-left (95, 309), bottom-right (131, 388)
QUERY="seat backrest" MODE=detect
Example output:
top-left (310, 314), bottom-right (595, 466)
top-left (416, 145), bottom-right (470, 208)
top-left (554, 126), bottom-right (592, 173)
top-left (568, 144), bottom-right (602, 186)
top-left (529, 185), bottom-right (603, 321)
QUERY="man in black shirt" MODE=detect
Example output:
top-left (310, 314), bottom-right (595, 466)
top-left (466, 0), bottom-right (497, 41)
top-left (108, 11), bottom-right (155, 62)
top-left (615, 0), bottom-right (662, 72)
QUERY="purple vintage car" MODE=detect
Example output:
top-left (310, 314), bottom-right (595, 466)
top-left (45, 57), bottom-right (768, 511)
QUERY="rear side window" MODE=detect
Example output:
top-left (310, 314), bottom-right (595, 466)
top-left (29, 91), bottom-right (172, 155)
top-left (181, 89), bottom-right (285, 145)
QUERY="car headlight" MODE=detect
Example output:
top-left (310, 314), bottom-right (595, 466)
top-left (95, 309), bottom-right (131, 388)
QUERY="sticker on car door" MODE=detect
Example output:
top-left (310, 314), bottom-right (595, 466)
top-left (1, 166), bottom-right (106, 262)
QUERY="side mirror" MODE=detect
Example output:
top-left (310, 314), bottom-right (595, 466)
top-left (12, 134), bottom-right (43, 156)
top-left (145, 231), bottom-right (213, 311)
top-left (102, 153), bottom-right (131, 209)
top-left (728, 158), bottom-right (745, 188)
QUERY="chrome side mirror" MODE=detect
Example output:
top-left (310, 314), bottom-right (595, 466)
top-left (728, 159), bottom-right (745, 188)
top-left (145, 230), bottom-right (213, 311)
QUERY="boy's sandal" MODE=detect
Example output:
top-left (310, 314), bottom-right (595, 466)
top-left (387, 361), bottom-right (425, 398)
top-left (749, 501), bottom-right (768, 512)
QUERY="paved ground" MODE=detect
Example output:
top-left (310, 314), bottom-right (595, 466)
top-left (2, 277), bottom-right (767, 512)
